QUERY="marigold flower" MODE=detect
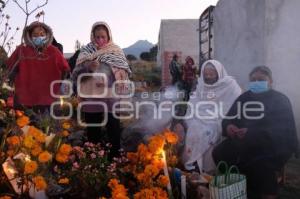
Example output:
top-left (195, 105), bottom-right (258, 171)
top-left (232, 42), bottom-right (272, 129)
top-left (137, 144), bottom-right (149, 159)
top-left (16, 115), bottom-right (30, 127)
top-left (15, 110), bottom-right (24, 117)
top-left (163, 130), bottom-right (179, 144)
top-left (136, 173), bottom-right (146, 182)
top-left (38, 151), bottom-right (52, 163)
top-left (58, 177), bottom-right (69, 184)
top-left (6, 136), bottom-right (21, 146)
top-left (24, 161), bottom-right (38, 174)
top-left (58, 144), bottom-right (72, 155)
top-left (140, 151), bottom-right (153, 164)
top-left (144, 164), bottom-right (160, 177)
top-left (158, 175), bottom-right (169, 187)
top-left (169, 155), bottom-right (178, 166)
top-left (127, 152), bottom-right (138, 164)
top-left (55, 153), bottom-right (69, 163)
top-left (31, 144), bottom-right (42, 156)
top-left (28, 126), bottom-right (46, 143)
top-left (108, 179), bottom-right (129, 199)
top-left (148, 135), bottom-right (165, 154)
top-left (62, 130), bottom-right (70, 137)
top-left (62, 122), bottom-right (71, 130)
top-left (6, 149), bottom-right (15, 157)
top-left (23, 135), bottom-right (35, 149)
top-left (134, 187), bottom-right (168, 199)
top-left (108, 178), bottom-right (119, 188)
top-left (0, 196), bottom-right (12, 199)
top-left (151, 159), bottom-right (164, 170)
top-left (33, 176), bottom-right (47, 191)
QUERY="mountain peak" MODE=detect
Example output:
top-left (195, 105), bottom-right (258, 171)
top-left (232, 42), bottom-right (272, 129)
top-left (123, 40), bottom-right (154, 58)
top-left (132, 40), bottom-right (153, 46)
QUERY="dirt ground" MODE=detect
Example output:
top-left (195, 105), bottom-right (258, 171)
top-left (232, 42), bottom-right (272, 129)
top-left (279, 158), bottom-right (300, 198)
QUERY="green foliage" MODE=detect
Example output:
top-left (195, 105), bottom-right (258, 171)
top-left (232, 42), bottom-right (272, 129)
top-left (139, 45), bottom-right (158, 62)
top-left (126, 54), bottom-right (137, 61)
top-left (140, 52), bottom-right (151, 61)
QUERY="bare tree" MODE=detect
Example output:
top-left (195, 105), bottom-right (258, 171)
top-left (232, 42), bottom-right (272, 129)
top-left (12, 0), bottom-right (48, 42)
top-left (35, 10), bottom-right (45, 22)
top-left (0, 0), bottom-right (7, 7)
top-left (0, 0), bottom-right (19, 52)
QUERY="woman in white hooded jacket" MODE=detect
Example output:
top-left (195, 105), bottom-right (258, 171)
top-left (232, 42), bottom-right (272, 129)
top-left (182, 60), bottom-right (241, 172)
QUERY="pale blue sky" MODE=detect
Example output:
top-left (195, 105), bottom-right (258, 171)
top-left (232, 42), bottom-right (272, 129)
top-left (3, 0), bottom-right (218, 53)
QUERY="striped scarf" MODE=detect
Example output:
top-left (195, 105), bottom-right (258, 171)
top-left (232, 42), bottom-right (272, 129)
top-left (76, 42), bottom-right (131, 73)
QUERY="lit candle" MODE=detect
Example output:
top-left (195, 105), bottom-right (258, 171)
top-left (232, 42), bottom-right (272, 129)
top-left (24, 154), bottom-right (31, 162)
top-left (60, 97), bottom-right (64, 107)
top-left (181, 175), bottom-right (186, 199)
top-left (2, 158), bottom-right (22, 194)
top-left (162, 151), bottom-right (172, 194)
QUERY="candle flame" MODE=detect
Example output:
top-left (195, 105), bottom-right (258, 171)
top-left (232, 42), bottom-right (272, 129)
top-left (162, 150), bottom-right (166, 160)
top-left (60, 97), bottom-right (64, 107)
top-left (7, 167), bottom-right (16, 174)
top-left (24, 155), bottom-right (31, 162)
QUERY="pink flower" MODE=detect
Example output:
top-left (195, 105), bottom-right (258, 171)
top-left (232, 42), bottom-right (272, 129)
top-left (90, 153), bottom-right (96, 159)
top-left (73, 162), bottom-right (80, 169)
top-left (54, 166), bottom-right (58, 173)
top-left (98, 150), bottom-right (105, 157)
top-left (73, 146), bottom-right (85, 158)
top-left (69, 154), bottom-right (76, 162)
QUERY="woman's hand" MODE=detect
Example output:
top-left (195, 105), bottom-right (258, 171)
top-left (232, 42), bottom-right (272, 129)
top-left (226, 124), bottom-right (239, 138)
top-left (236, 128), bottom-right (248, 139)
top-left (114, 69), bottom-right (128, 81)
top-left (226, 124), bottom-right (248, 139)
top-left (86, 60), bottom-right (99, 72)
top-left (112, 68), bottom-right (129, 95)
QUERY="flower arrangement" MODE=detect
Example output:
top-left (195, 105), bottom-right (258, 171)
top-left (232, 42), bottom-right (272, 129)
top-left (50, 142), bottom-right (128, 198)
top-left (116, 129), bottom-right (179, 199)
top-left (0, 110), bottom-right (73, 198)
top-left (0, 96), bottom-right (181, 199)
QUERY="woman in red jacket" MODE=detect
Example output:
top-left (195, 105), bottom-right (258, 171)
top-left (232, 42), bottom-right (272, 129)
top-left (6, 21), bottom-right (70, 113)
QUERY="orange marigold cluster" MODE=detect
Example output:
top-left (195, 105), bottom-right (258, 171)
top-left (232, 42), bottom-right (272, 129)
top-left (108, 179), bottom-right (129, 199)
top-left (55, 144), bottom-right (72, 163)
top-left (16, 115), bottom-right (30, 127)
top-left (6, 136), bottom-right (21, 146)
top-left (24, 160), bottom-right (38, 174)
top-left (134, 187), bottom-right (168, 199)
top-left (33, 175), bottom-right (47, 191)
top-left (38, 151), bottom-right (52, 163)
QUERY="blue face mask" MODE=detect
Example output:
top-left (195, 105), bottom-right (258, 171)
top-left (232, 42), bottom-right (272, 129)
top-left (248, 81), bottom-right (269, 93)
top-left (32, 36), bottom-right (47, 46)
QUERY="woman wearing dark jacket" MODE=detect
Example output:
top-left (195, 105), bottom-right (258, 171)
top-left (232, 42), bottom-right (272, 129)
top-left (213, 66), bottom-right (299, 199)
